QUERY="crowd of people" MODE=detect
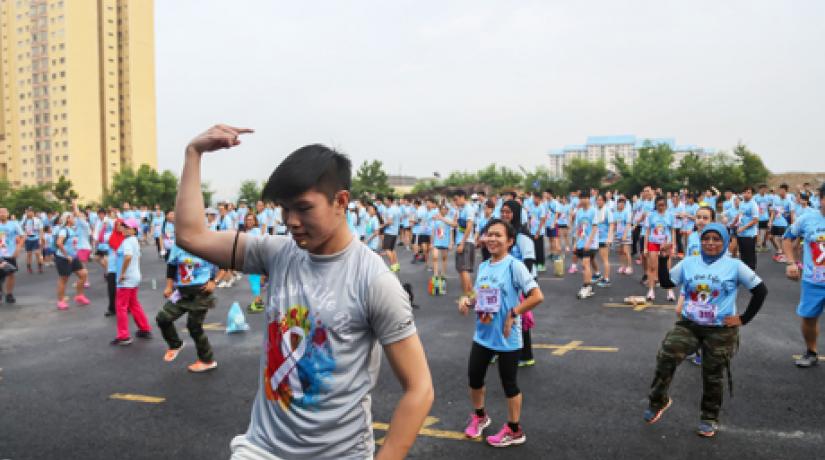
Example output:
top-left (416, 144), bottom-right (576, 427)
top-left (2, 123), bottom-right (824, 456)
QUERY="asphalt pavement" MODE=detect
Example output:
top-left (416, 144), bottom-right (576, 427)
top-left (1, 244), bottom-right (823, 460)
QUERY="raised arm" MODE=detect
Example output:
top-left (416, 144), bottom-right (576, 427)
top-left (175, 125), bottom-right (254, 269)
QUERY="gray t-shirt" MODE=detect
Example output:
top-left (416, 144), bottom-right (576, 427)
top-left (241, 235), bottom-right (416, 459)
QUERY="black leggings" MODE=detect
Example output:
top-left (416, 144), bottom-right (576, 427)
top-left (632, 226), bottom-right (642, 256)
top-left (533, 236), bottom-right (545, 265)
top-left (105, 272), bottom-right (116, 314)
top-left (468, 342), bottom-right (521, 398)
top-left (737, 236), bottom-right (757, 270)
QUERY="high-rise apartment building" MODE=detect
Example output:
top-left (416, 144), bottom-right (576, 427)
top-left (0, 0), bottom-right (156, 201)
top-left (547, 135), bottom-right (716, 178)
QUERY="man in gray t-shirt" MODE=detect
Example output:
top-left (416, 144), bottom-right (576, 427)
top-left (173, 125), bottom-right (434, 460)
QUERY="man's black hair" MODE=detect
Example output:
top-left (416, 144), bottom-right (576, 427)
top-left (779, 183), bottom-right (789, 191)
top-left (819, 182), bottom-right (825, 196)
top-left (743, 186), bottom-right (754, 193)
top-left (452, 189), bottom-right (467, 198)
top-left (261, 144), bottom-right (351, 203)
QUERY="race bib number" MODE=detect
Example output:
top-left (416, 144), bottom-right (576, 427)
top-left (813, 267), bottom-right (825, 283)
top-left (685, 301), bottom-right (717, 326)
top-left (475, 287), bottom-right (501, 314)
top-left (650, 227), bottom-right (667, 244)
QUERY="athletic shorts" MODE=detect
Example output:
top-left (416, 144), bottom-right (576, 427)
top-left (557, 224), bottom-right (568, 229)
top-left (434, 245), bottom-right (449, 251)
top-left (382, 234), bottom-right (397, 251)
top-left (546, 228), bottom-right (558, 238)
top-left (598, 242), bottom-right (607, 248)
top-left (413, 234), bottom-right (431, 245)
top-left (798, 282), bottom-right (825, 318)
top-left (0, 257), bottom-right (17, 272)
top-left (55, 255), bottom-right (83, 277)
top-left (771, 226), bottom-right (787, 237)
top-left (76, 249), bottom-right (91, 263)
top-left (95, 249), bottom-right (107, 257)
top-left (574, 248), bottom-right (596, 258)
top-left (455, 242), bottom-right (476, 272)
top-left (24, 239), bottom-right (40, 251)
top-left (42, 248), bottom-right (54, 256)
top-left (647, 242), bottom-right (662, 253)
top-left (758, 220), bottom-right (768, 229)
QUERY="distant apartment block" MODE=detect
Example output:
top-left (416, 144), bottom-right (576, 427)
top-left (0, 0), bottom-right (156, 201)
top-left (547, 135), bottom-right (716, 177)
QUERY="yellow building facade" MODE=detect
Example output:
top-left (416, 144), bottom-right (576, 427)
top-left (0, 0), bottom-right (156, 202)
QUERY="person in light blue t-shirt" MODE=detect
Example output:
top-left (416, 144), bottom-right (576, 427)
top-left (644, 223), bottom-right (767, 437)
top-left (783, 183), bottom-right (825, 368)
top-left (0, 208), bottom-right (24, 303)
top-left (458, 218), bottom-right (543, 447)
top-left (736, 187), bottom-right (760, 270)
top-left (380, 197), bottom-right (402, 272)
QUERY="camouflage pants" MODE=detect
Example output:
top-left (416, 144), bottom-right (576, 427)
top-left (155, 287), bottom-right (216, 362)
top-left (648, 320), bottom-right (739, 422)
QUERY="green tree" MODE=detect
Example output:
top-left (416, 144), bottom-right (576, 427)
top-left (3, 183), bottom-right (59, 216)
top-left (612, 142), bottom-right (678, 195)
top-left (237, 180), bottom-right (262, 204)
top-left (351, 160), bottom-right (393, 199)
top-left (103, 165), bottom-right (178, 209)
top-left (476, 164), bottom-right (523, 191)
top-left (564, 158), bottom-right (608, 192)
top-left (52, 175), bottom-right (78, 208)
top-left (442, 170), bottom-right (478, 187)
top-left (732, 143), bottom-right (770, 187)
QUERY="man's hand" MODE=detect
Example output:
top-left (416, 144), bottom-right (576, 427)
top-left (457, 243), bottom-right (464, 254)
top-left (163, 286), bottom-right (173, 298)
top-left (724, 315), bottom-right (743, 327)
top-left (187, 124), bottom-right (253, 155)
top-left (200, 279), bottom-right (217, 294)
top-left (786, 263), bottom-right (801, 281)
top-left (118, 275), bottom-right (125, 284)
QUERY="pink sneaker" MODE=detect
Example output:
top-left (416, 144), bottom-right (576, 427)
top-left (464, 413), bottom-right (491, 439)
top-left (568, 264), bottom-right (578, 274)
top-left (625, 267), bottom-right (633, 275)
top-left (57, 300), bottom-right (69, 310)
top-left (83, 281), bottom-right (90, 288)
top-left (617, 266), bottom-right (626, 274)
top-left (74, 295), bottom-right (91, 306)
top-left (486, 423), bottom-right (526, 447)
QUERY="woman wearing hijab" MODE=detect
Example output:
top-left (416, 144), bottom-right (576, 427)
top-left (643, 223), bottom-right (768, 438)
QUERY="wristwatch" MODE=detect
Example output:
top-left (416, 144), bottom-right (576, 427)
top-left (510, 310), bottom-right (518, 319)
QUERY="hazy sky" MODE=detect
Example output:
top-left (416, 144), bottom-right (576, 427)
top-left (155, 1), bottom-right (825, 200)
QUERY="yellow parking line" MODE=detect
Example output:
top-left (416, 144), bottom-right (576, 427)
top-left (603, 303), bottom-right (675, 311)
top-left (373, 416), bottom-right (479, 444)
top-left (203, 323), bottom-right (225, 331)
top-left (109, 393), bottom-right (165, 404)
top-left (533, 341), bottom-right (619, 355)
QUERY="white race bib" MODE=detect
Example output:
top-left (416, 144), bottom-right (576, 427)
top-left (685, 301), bottom-right (717, 326)
top-left (475, 287), bottom-right (502, 314)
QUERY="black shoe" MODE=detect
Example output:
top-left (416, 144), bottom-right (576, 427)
top-left (5, 293), bottom-right (15, 304)
top-left (135, 330), bottom-right (152, 339)
top-left (110, 337), bottom-right (133, 346)
top-left (104, 310), bottom-right (116, 317)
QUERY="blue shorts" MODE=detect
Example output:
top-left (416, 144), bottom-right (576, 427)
top-left (797, 281), bottom-right (825, 318)
top-left (24, 239), bottom-right (40, 251)
top-left (545, 227), bottom-right (558, 238)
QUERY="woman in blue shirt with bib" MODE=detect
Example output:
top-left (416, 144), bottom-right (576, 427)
top-left (458, 218), bottom-right (543, 448)
top-left (644, 223), bottom-right (767, 438)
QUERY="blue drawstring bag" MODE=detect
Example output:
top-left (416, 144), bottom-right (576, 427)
top-left (226, 301), bottom-right (250, 334)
